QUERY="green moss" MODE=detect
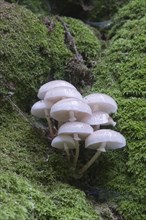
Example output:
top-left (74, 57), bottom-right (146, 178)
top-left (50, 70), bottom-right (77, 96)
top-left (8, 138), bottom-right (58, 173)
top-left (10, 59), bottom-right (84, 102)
top-left (0, 104), bottom-right (70, 183)
top-left (0, 103), bottom-right (101, 219)
top-left (59, 17), bottom-right (101, 89)
top-left (87, 0), bottom-right (130, 21)
top-left (63, 17), bottom-right (101, 61)
top-left (0, 172), bottom-right (100, 220)
top-left (5, 0), bottom-right (50, 15)
top-left (0, 1), bottom-right (101, 110)
top-left (110, 0), bottom-right (146, 37)
top-left (2, 0), bottom-right (146, 219)
top-left (46, 16), bottom-right (101, 90)
top-left (0, 4), bottom-right (102, 218)
top-left (106, 18), bottom-right (146, 98)
top-left (88, 1), bottom-right (146, 219)
top-left (0, 1), bottom-right (51, 109)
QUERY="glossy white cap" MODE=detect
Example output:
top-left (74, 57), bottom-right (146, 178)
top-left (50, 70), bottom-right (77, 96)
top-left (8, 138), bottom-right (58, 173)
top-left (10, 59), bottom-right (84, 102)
top-left (38, 80), bottom-right (76, 99)
top-left (84, 93), bottom-right (117, 114)
top-left (85, 129), bottom-right (126, 151)
top-left (51, 135), bottom-right (76, 150)
top-left (50, 98), bottom-right (92, 122)
top-left (44, 86), bottom-right (83, 105)
top-left (31, 100), bottom-right (52, 118)
top-left (81, 111), bottom-right (109, 125)
top-left (103, 117), bottom-right (116, 126)
top-left (58, 122), bottom-right (93, 140)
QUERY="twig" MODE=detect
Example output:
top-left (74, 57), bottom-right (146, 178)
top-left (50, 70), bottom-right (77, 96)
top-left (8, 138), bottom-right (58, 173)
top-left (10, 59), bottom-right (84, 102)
top-left (7, 97), bottom-right (32, 125)
top-left (56, 15), bottom-right (83, 62)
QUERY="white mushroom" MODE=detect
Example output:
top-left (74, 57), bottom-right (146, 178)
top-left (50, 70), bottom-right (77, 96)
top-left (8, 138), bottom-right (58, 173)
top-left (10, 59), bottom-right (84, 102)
top-left (38, 80), bottom-right (76, 99)
top-left (50, 98), bottom-right (92, 122)
top-left (84, 93), bottom-right (117, 114)
top-left (81, 111), bottom-right (114, 129)
top-left (31, 100), bottom-right (51, 118)
top-left (79, 129), bottom-right (126, 175)
top-left (51, 135), bottom-right (76, 160)
top-left (85, 129), bottom-right (126, 151)
top-left (58, 122), bottom-right (93, 168)
top-left (31, 100), bottom-right (54, 138)
top-left (58, 122), bottom-right (93, 140)
top-left (44, 86), bottom-right (83, 107)
top-left (103, 117), bottom-right (116, 127)
top-left (81, 111), bottom-right (109, 125)
top-left (81, 111), bottom-right (116, 130)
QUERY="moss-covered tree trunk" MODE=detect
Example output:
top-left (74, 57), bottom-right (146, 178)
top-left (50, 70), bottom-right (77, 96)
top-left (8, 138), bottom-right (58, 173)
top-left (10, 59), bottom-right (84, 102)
top-left (0, 1), bottom-right (101, 219)
top-left (1, 0), bottom-right (146, 220)
top-left (89, 1), bottom-right (146, 219)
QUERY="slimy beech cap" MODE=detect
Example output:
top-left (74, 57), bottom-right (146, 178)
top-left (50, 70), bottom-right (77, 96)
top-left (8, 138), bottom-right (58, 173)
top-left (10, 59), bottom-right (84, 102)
top-left (50, 98), bottom-right (92, 122)
top-left (84, 93), bottom-right (117, 114)
top-left (37, 80), bottom-right (76, 99)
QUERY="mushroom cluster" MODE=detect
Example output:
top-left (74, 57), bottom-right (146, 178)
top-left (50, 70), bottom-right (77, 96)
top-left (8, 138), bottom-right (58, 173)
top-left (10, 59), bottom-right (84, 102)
top-left (31, 80), bottom-right (126, 176)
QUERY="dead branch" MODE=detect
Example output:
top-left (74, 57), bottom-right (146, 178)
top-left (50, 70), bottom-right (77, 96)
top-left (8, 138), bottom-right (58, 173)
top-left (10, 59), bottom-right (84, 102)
top-left (56, 15), bottom-right (83, 62)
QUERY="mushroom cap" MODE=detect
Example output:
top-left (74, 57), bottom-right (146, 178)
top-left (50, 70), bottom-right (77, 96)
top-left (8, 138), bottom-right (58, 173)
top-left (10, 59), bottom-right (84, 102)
top-left (84, 93), bottom-right (117, 114)
top-left (81, 111), bottom-right (109, 125)
top-left (85, 129), bottom-right (126, 151)
top-left (103, 117), bottom-right (116, 127)
top-left (44, 86), bottom-right (83, 104)
top-left (50, 98), bottom-right (92, 122)
top-left (51, 135), bottom-right (76, 150)
top-left (58, 122), bottom-right (93, 140)
top-left (38, 80), bottom-right (76, 99)
top-left (31, 100), bottom-right (52, 118)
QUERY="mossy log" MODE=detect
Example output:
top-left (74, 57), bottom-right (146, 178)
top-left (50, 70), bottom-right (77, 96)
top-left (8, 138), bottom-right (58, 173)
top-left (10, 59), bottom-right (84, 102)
top-left (1, 1), bottom-right (146, 219)
top-left (0, 1), bottom-right (101, 111)
top-left (89, 1), bottom-right (146, 219)
top-left (0, 1), bottom-right (101, 219)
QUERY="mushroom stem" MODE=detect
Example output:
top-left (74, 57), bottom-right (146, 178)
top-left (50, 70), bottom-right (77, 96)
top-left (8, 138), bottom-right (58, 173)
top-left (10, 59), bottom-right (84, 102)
top-left (69, 110), bottom-right (76, 122)
top-left (73, 133), bottom-right (81, 141)
top-left (64, 143), bottom-right (70, 161)
top-left (79, 143), bottom-right (106, 176)
top-left (73, 140), bottom-right (79, 168)
top-left (108, 118), bottom-right (116, 126)
top-left (44, 109), bottom-right (54, 138)
top-left (94, 125), bottom-right (100, 130)
top-left (58, 121), bottom-right (63, 129)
